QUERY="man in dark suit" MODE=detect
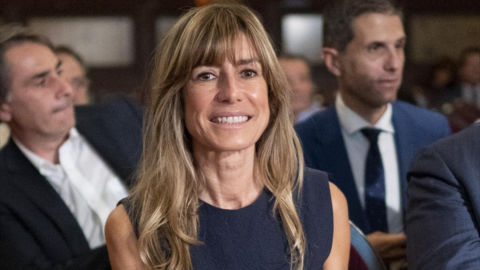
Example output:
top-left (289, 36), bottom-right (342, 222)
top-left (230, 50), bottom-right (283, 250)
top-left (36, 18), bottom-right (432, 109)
top-left (406, 123), bottom-right (480, 269)
top-left (294, 0), bottom-right (451, 267)
top-left (0, 24), bottom-right (142, 269)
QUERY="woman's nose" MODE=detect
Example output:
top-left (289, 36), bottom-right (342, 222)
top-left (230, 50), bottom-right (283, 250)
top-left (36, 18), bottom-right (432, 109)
top-left (216, 73), bottom-right (241, 103)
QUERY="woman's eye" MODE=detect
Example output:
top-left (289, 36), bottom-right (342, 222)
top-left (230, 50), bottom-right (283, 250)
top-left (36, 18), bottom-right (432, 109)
top-left (241, 69), bottom-right (257, 78)
top-left (197, 73), bottom-right (215, 81)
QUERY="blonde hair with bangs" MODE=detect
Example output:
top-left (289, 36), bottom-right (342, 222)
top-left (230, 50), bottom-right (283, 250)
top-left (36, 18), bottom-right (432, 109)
top-left (129, 4), bottom-right (307, 269)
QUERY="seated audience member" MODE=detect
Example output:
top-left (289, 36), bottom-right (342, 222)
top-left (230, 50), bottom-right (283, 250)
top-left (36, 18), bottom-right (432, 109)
top-left (456, 47), bottom-right (480, 107)
top-left (0, 24), bottom-right (143, 269)
top-left (105, 4), bottom-right (350, 270)
top-left (294, 0), bottom-right (451, 267)
top-left (0, 45), bottom-right (91, 150)
top-left (428, 48), bottom-right (480, 132)
top-left (406, 123), bottom-right (480, 269)
top-left (278, 54), bottom-right (324, 123)
top-left (422, 57), bottom-right (458, 110)
top-left (54, 45), bottom-right (91, 105)
top-left (434, 47), bottom-right (480, 109)
top-left (400, 57), bottom-right (457, 109)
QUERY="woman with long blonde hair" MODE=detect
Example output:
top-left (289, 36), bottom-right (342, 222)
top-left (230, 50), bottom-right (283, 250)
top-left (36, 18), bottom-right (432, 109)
top-left (105, 4), bottom-right (349, 270)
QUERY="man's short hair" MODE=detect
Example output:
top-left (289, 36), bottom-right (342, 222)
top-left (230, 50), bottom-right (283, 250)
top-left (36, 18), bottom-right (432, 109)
top-left (0, 24), bottom-right (54, 103)
top-left (322, 0), bottom-right (403, 52)
top-left (54, 45), bottom-right (87, 72)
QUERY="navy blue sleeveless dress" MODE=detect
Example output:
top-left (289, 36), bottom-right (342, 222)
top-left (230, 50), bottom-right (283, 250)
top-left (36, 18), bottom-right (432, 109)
top-left (122, 167), bottom-right (333, 269)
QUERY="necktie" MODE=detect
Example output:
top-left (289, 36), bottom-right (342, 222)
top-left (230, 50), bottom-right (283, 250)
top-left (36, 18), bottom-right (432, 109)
top-left (361, 128), bottom-right (388, 232)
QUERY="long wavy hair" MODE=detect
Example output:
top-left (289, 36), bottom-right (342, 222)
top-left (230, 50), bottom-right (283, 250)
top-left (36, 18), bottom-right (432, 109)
top-left (129, 4), bottom-right (306, 269)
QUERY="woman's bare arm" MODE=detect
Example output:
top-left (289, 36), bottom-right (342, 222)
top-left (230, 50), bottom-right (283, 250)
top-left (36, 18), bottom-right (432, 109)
top-left (323, 182), bottom-right (350, 270)
top-left (105, 205), bottom-right (146, 270)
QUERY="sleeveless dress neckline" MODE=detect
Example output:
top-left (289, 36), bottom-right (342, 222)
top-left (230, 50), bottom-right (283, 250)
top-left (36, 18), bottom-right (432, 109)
top-left (199, 188), bottom-right (268, 213)
top-left (120, 167), bottom-right (334, 270)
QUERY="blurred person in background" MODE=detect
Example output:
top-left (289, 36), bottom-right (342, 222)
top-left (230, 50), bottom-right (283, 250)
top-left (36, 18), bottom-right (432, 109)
top-left (0, 24), bottom-right (142, 269)
top-left (457, 47), bottom-right (480, 107)
top-left (433, 48), bottom-right (480, 132)
top-left (424, 57), bottom-right (458, 109)
top-left (55, 45), bottom-right (91, 105)
top-left (0, 45), bottom-right (91, 150)
top-left (433, 48), bottom-right (480, 110)
top-left (279, 54), bottom-right (324, 123)
top-left (403, 57), bottom-right (457, 110)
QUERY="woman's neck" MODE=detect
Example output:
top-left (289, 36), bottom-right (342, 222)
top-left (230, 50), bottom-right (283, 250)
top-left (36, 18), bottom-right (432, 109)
top-left (195, 147), bottom-right (263, 209)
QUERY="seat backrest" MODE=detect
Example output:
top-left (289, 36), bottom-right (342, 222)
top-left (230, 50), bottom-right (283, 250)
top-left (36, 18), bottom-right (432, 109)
top-left (349, 244), bottom-right (368, 270)
top-left (349, 221), bottom-right (386, 270)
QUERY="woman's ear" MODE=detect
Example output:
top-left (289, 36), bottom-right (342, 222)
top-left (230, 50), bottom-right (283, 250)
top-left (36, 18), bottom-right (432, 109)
top-left (322, 48), bottom-right (341, 77)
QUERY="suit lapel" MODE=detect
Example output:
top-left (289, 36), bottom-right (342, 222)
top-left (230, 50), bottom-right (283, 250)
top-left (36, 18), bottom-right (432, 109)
top-left (75, 108), bottom-right (127, 180)
top-left (75, 101), bottom-right (141, 188)
top-left (392, 103), bottom-right (413, 209)
top-left (316, 107), bottom-right (370, 232)
top-left (3, 140), bottom-right (90, 254)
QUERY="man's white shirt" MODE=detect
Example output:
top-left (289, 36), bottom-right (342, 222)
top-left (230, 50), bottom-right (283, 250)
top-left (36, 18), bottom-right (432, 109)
top-left (14, 128), bottom-right (129, 248)
top-left (461, 84), bottom-right (480, 108)
top-left (335, 94), bottom-right (403, 233)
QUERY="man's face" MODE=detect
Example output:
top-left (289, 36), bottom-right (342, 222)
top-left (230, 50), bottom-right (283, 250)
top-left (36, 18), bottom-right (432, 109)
top-left (0, 42), bottom-right (75, 142)
top-left (337, 13), bottom-right (406, 111)
top-left (279, 58), bottom-right (315, 118)
top-left (459, 53), bottom-right (480, 85)
top-left (56, 52), bottom-right (90, 105)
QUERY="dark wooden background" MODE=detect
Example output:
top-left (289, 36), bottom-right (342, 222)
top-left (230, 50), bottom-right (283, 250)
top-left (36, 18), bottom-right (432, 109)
top-left (1, 0), bottom-right (479, 103)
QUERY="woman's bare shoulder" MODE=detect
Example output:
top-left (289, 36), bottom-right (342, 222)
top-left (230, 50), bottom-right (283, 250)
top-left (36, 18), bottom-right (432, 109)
top-left (106, 205), bottom-right (145, 269)
top-left (106, 205), bottom-right (135, 243)
top-left (328, 182), bottom-right (347, 212)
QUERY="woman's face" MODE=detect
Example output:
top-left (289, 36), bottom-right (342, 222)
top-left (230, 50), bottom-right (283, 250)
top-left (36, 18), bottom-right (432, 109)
top-left (184, 34), bottom-right (270, 154)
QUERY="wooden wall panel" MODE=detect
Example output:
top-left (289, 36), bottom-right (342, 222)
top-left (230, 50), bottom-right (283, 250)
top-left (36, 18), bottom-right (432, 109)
top-left (1, 0), bottom-right (478, 100)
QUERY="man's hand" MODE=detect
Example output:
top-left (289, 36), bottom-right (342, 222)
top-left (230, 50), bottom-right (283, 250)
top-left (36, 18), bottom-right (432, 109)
top-left (366, 231), bottom-right (407, 268)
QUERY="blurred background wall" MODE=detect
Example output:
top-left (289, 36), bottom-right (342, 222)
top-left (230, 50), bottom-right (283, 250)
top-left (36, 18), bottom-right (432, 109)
top-left (1, 0), bottom-right (478, 105)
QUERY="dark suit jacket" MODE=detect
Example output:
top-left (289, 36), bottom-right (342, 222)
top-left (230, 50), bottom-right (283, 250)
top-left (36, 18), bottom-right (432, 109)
top-left (294, 100), bottom-right (451, 234)
top-left (0, 96), bottom-right (143, 269)
top-left (406, 123), bottom-right (480, 269)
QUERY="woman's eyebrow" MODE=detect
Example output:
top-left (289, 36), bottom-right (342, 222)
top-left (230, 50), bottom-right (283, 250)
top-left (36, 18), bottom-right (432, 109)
top-left (235, 58), bottom-right (260, 66)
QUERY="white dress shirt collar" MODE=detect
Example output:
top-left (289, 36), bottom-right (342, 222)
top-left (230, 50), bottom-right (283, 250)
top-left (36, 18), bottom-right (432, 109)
top-left (335, 93), bottom-right (395, 135)
top-left (13, 128), bottom-right (81, 176)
